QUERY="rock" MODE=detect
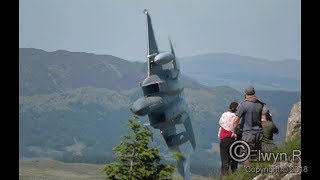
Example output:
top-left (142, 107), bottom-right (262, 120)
top-left (270, 161), bottom-right (291, 171)
top-left (253, 174), bottom-right (267, 180)
top-left (265, 174), bottom-right (277, 180)
top-left (286, 101), bottom-right (301, 141)
top-left (281, 172), bottom-right (301, 180)
top-left (253, 174), bottom-right (276, 180)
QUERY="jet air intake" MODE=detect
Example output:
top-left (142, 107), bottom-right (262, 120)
top-left (154, 52), bottom-right (174, 65)
top-left (130, 96), bottom-right (165, 116)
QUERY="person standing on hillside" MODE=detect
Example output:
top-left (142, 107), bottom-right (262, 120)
top-left (233, 86), bottom-right (264, 164)
top-left (261, 107), bottom-right (279, 152)
top-left (218, 102), bottom-right (239, 175)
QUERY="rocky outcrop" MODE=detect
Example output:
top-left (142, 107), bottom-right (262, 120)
top-left (281, 173), bottom-right (301, 180)
top-left (253, 174), bottom-right (276, 180)
top-left (252, 160), bottom-right (301, 180)
top-left (286, 101), bottom-right (301, 141)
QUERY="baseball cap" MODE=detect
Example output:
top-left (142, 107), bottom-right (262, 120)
top-left (244, 85), bottom-right (255, 95)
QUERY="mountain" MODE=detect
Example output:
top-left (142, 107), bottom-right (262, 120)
top-left (180, 53), bottom-right (301, 91)
top-left (19, 48), bottom-right (300, 176)
top-left (19, 48), bottom-right (146, 96)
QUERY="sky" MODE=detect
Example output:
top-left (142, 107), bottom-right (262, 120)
top-left (19, 0), bottom-right (300, 62)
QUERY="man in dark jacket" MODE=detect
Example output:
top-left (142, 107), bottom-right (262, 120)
top-left (234, 85), bottom-right (264, 163)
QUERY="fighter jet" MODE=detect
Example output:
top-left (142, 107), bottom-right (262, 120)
top-left (130, 9), bottom-right (196, 179)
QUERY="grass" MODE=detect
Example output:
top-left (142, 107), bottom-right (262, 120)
top-left (19, 158), bottom-right (105, 180)
top-left (272, 135), bottom-right (300, 157)
top-left (220, 135), bottom-right (301, 180)
top-left (19, 158), bottom-right (213, 180)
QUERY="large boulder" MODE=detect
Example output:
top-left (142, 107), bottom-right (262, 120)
top-left (286, 101), bottom-right (301, 141)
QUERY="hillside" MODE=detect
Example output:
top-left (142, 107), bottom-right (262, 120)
top-left (180, 53), bottom-right (300, 91)
top-left (20, 49), bottom-right (301, 95)
top-left (19, 48), bottom-right (146, 96)
top-left (19, 86), bottom-right (242, 155)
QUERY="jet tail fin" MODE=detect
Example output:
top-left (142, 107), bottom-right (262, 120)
top-left (144, 9), bottom-right (159, 58)
top-left (144, 9), bottom-right (159, 76)
top-left (169, 38), bottom-right (179, 71)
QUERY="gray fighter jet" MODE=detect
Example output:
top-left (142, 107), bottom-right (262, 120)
top-left (130, 9), bottom-right (196, 179)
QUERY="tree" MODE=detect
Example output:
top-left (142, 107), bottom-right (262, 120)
top-left (102, 115), bottom-right (175, 179)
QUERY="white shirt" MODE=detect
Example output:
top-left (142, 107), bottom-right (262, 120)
top-left (219, 111), bottom-right (237, 132)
